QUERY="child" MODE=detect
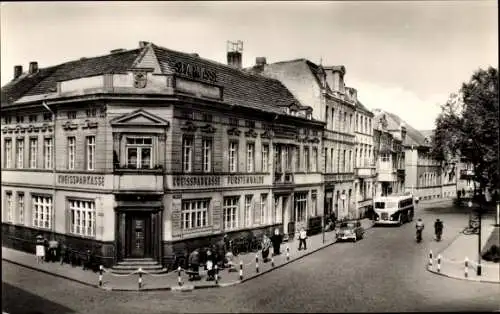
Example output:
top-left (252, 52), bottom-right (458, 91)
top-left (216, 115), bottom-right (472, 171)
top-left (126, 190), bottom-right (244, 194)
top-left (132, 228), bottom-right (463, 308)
top-left (35, 234), bottom-right (45, 264)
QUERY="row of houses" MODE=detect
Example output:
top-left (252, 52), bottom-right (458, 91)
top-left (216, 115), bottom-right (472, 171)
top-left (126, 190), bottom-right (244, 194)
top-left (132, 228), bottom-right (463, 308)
top-left (1, 41), bottom-right (458, 268)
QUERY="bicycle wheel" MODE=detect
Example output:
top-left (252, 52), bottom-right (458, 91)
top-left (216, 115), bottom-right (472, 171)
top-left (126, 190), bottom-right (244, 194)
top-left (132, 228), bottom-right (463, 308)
top-left (463, 228), bottom-right (476, 235)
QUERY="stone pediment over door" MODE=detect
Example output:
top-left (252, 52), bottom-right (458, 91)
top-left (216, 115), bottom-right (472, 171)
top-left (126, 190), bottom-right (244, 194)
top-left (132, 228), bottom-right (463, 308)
top-left (110, 109), bottom-right (170, 127)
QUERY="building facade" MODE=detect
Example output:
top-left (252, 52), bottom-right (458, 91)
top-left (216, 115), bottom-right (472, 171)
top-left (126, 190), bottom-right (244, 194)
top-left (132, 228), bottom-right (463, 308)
top-left (249, 60), bottom-right (358, 220)
top-left (351, 90), bottom-right (376, 217)
top-left (1, 42), bottom-right (325, 268)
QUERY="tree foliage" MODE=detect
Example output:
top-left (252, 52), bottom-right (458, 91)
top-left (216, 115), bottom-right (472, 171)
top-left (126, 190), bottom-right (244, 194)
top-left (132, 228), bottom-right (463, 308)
top-left (431, 67), bottom-right (499, 191)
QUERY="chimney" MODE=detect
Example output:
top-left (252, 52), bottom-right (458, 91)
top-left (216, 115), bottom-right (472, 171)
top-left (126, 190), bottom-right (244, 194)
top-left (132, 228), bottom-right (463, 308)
top-left (347, 87), bottom-right (357, 102)
top-left (29, 62), bottom-right (38, 74)
top-left (256, 57), bottom-right (267, 66)
top-left (189, 53), bottom-right (200, 58)
top-left (14, 65), bottom-right (23, 79)
top-left (139, 41), bottom-right (149, 48)
top-left (227, 51), bottom-right (242, 69)
top-left (226, 40), bottom-right (243, 69)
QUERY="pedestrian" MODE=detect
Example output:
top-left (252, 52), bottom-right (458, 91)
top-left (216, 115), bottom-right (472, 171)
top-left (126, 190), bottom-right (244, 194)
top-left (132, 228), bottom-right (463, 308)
top-left (261, 234), bottom-right (272, 262)
top-left (206, 249), bottom-right (215, 281)
top-left (298, 228), bottom-right (307, 250)
top-left (271, 228), bottom-right (283, 256)
top-left (48, 238), bottom-right (58, 262)
top-left (188, 249), bottom-right (201, 281)
top-left (35, 234), bottom-right (45, 264)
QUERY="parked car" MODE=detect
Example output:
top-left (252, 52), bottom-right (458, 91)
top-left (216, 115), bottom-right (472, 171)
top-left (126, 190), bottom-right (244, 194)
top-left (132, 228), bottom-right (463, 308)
top-left (336, 220), bottom-right (364, 242)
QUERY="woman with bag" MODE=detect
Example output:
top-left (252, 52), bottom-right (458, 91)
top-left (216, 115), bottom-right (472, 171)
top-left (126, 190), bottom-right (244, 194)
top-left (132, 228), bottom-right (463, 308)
top-left (261, 234), bottom-right (272, 262)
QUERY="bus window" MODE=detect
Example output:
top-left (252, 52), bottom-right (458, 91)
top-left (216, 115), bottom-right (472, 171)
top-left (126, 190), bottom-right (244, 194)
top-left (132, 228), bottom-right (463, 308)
top-left (375, 202), bottom-right (385, 209)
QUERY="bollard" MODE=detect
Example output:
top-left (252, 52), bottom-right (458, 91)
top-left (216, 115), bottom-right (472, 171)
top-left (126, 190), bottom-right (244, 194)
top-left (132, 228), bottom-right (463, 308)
top-left (177, 266), bottom-right (182, 286)
top-left (464, 257), bottom-right (469, 278)
top-left (271, 257), bottom-right (275, 267)
top-left (477, 262), bottom-right (482, 276)
top-left (138, 268), bottom-right (143, 290)
top-left (255, 254), bottom-right (259, 273)
top-left (437, 254), bottom-right (441, 273)
top-left (239, 260), bottom-right (243, 281)
top-left (428, 250), bottom-right (433, 267)
top-left (99, 265), bottom-right (103, 287)
top-left (215, 264), bottom-right (219, 284)
top-left (286, 246), bottom-right (290, 261)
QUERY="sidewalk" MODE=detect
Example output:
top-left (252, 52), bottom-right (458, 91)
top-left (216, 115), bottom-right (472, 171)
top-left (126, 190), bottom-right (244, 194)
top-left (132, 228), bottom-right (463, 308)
top-left (2, 218), bottom-right (375, 291)
top-left (426, 216), bottom-right (500, 284)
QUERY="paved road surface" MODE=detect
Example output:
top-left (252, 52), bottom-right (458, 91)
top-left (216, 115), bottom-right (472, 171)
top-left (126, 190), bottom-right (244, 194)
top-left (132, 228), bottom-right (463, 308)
top-left (3, 202), bottom-right (500, 313)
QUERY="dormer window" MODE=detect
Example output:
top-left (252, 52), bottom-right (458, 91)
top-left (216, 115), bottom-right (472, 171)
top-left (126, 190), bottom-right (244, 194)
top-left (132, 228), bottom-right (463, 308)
top-left (306, 113), bottom-right (312, 120)
top-left (67, 111), bottom-right (77, 120)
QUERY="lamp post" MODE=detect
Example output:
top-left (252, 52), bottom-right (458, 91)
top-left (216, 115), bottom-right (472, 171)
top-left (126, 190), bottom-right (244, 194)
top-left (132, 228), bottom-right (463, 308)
top-left (467, 138), bottom-right (482, 276)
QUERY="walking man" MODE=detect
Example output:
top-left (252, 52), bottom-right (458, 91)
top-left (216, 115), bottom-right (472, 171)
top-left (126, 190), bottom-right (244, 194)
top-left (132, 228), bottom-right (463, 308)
top-left (298, 228), bottom-right (308, 251)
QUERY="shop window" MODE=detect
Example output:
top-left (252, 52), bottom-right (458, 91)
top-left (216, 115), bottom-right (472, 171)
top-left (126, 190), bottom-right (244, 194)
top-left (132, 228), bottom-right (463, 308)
top-left (223, 196), bottom-right (239, 230)
top-left (127, 137), bottom-right (152, 169)
top-left (69, 199), bottom-right (96, 237)
top-left (182, 199), bottom-right (209, 230)
top-left (32, 195), bottom-right (52, 229)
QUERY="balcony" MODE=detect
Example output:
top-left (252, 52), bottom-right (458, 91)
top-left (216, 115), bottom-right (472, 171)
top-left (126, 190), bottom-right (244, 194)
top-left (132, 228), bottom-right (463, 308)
top-left (274, 172), bottom-right (294, 185)
top-left (460, 169), bottom-right (474, 180)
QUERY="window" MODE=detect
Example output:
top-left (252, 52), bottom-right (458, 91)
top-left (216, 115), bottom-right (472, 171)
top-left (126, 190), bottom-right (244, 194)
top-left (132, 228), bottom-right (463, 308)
top-left (6, 192), bottom-right (13, 222)
top-left (229, 141), bottom-right (238, 173)
top-left (331, 148), bottom-right (335, 172)
top-left (294, 146), bottom-right (300, 171)
top-left (86, 108), bottom-right (97, 117)
top-left (245, 120), bottom-right (255, 128)
top-left (202, 113), bottom-right (213, 122)
top-left (311, 190), bottom-right (318, 216)
top-left (17, 193), bottom-right (24, 224)
top-left (69, 199), bottom-right (96, 237)
top-left (295, 192), bottom-right (307, 222)
top-left (126, 137), bottom-right (152, 169)
top-left (67, 111), bottom-right (77, 119)
top-left (343, 150), bottom-right (347, 172)
top-left (274, 195), bottom-right (283, 223)
top-left (312, 147), bottom-right (318, 172)
top-left (16, 139), bottom-right (24, 168)
top-left (4, 139), bottom-right (12, 168)
top-left (181, 110), bottom-right (193, 120)
top-left (67, 137), bottom-right (75, 170)
top-left (43, 113), bottom-right (52, 121)
top-left (16, 116), bottom-right (24, 123)
top-left (324, 148), bottom-right (328, 172)
top-left (29, 115), bottom-right (38, 123)
top-left (86, 136), bottom-right (95, 170)
top-left (348, 150), bottom-right (352, 172)
top-left (229, 118), bottom-right (239, 126)
top-left (182, 199), bottom-right (209, 229)
top-left (259, 194), bottom-right (268, 224)
top-left (4, 116), bottom-right (12, 124)
top-left (244, 195), bottom-right (252, 227)
top-left (182, 137), bottom-right (193, 172)
top-left (201, 139), bottom-right (212, 173)
top-left (262, 144), bottom-right (269, 172)
top-left (246, 143), bottom-right (255, 172)
top-left (325, 107), bottom-right (329, 127)
top-left (43, 138), bottom-right (53, 169)
top-left (304, 146), bottom-right (310, 172)
top-left (223, 197), bottom-right (239, 230)
top-left (32, 195), bottom-right (52, 229)
top-left (29, 138), bottom-right (37, 169)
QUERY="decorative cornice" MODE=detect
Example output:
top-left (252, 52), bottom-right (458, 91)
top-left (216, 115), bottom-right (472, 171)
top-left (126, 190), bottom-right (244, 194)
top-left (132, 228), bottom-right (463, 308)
top-left (227, 127), bottom-right (241, 137)
top-left (62, 121), bottom-right (79, 131)
top-left (82, 120), bottom-right (98, 129)
top-left (200, 124), bottom-right (216, 134)
top-left (261, 129), bottom-right (274, 139)
top-left (181, 121), bottom-right (198, 133)
top-left (245, 129), bottom-right (258, 138)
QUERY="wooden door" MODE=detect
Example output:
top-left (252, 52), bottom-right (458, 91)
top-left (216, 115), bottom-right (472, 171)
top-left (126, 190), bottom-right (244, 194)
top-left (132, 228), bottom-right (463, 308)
top-left (130, 215), bottom-right (147, 258)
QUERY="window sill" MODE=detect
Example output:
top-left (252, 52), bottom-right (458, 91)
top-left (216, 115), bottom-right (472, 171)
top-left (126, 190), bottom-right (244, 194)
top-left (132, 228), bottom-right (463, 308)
top-left (114, 168), bottom-right (163, 174)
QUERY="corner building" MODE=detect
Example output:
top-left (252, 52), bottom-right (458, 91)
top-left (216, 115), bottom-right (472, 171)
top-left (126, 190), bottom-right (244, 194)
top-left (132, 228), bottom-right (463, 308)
top-left (1, 42), bottom-right (325, 268)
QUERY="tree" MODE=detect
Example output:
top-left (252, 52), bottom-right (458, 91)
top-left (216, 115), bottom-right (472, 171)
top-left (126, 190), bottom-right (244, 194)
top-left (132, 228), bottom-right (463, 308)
top-left (431, 67), bottom-right (499, 194)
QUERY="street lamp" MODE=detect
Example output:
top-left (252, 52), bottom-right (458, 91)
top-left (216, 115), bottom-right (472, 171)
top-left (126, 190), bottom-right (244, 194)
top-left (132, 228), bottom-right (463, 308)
top-left (467, 138), bottom-right (482, 276)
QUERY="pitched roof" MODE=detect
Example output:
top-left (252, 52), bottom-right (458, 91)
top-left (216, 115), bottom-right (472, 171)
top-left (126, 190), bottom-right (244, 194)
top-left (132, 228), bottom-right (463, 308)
top-left (2, 43), bottom-right (303, 117)
top-left (382, 111), bottom-right (430, 147)
top-left (1, 49), bottom-right (142, 107)
top-left (151, 44), bottom-right (301, 114)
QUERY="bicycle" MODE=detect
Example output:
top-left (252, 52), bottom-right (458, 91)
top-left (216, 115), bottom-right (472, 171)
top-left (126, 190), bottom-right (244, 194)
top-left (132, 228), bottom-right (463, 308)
top-left (462, 226), bottom-right (480, 235)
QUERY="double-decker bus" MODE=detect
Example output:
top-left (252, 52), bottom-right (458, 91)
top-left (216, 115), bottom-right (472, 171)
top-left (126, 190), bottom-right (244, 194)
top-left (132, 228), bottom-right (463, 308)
top-left (373, 195), bottom-right (415, 225)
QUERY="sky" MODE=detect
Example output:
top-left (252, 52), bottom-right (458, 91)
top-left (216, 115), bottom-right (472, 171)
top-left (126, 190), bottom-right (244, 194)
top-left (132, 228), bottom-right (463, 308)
top-left (1, 1), bottom-right (497, 130)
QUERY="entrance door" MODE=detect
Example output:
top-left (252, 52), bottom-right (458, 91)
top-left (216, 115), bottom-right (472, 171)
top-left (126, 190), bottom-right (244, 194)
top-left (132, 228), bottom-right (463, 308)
top-left (127, 213), bottom-right (150, 258)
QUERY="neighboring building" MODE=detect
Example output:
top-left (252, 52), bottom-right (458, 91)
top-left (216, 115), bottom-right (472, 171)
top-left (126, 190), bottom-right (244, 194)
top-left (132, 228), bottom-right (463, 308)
top-left (374, 110), bottom-right (456, 200)
top-left (350, 90), bottom-right (376, 218)
top-left (1, 42), bottom-right (325, 268)
top-left (248, 59), bottom-right (358, 220)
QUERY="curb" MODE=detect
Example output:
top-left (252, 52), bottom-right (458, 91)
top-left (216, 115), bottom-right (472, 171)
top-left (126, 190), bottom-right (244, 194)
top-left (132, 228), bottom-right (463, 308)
top-left (2, 258), bottom-right (98, 288)
top-left (3, 221), bottom-right (376, 292)
top-left (426, 265), bottom-right (500, 284)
